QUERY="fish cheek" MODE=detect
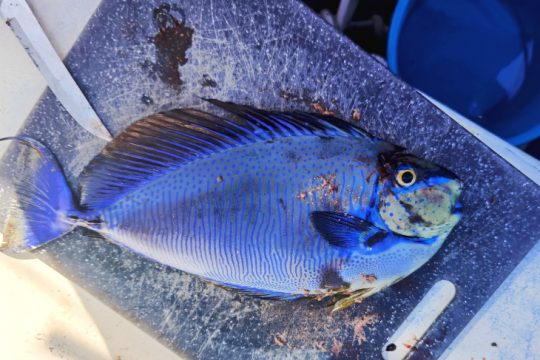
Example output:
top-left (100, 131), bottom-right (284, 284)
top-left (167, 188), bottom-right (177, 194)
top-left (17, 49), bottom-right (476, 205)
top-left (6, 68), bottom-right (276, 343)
top-left (415, 188), bottom-right (454, 227)
top-left (378, 186), bottom-right (416, 235)
top-left (400, 201), bottom-right (430, 229)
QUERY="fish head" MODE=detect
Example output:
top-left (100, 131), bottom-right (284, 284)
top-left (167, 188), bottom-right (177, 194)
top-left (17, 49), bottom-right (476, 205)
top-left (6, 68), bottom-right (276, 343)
top-left (374, 153), bottom-right (462, 239)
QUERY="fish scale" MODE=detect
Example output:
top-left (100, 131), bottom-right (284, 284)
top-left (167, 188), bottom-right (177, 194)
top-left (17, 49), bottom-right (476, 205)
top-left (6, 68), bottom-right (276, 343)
top-left (101, 136), bottom-right (383, 291)
top-left (0, 100), bottom-right (462, 310)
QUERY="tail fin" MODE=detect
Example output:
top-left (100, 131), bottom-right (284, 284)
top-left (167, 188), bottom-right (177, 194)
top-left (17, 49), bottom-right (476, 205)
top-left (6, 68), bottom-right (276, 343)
top-left (0, 137), bottom-right (77, 253)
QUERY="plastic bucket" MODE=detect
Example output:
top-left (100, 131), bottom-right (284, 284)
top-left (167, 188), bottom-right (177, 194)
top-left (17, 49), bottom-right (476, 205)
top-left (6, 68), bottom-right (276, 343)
top-left (387, 0), bottom-right (540, 145)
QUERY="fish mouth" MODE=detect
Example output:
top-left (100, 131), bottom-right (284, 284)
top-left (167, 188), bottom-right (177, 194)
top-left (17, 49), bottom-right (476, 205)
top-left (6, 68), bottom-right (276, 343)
top-left (451, 201), bottom-right (462, 215)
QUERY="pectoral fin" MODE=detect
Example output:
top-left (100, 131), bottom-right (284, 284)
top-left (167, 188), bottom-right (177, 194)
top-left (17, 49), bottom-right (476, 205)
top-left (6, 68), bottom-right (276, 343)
top-left (309, 211), bottom-right (388, 250)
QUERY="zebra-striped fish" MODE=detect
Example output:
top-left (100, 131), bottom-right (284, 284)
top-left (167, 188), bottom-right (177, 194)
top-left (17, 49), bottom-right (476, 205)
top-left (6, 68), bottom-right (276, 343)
top-left (0, 100), bottom-right (462, 311)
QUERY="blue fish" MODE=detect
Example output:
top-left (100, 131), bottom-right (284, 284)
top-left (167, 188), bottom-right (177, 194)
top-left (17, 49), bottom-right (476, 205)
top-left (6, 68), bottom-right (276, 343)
top-left (0, 100), bottom-right (462, 311)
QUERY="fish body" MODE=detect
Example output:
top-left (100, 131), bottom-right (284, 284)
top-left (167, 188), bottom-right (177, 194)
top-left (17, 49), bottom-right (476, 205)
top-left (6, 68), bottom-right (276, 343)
top-left (0, 100), bottom-right (462, 310)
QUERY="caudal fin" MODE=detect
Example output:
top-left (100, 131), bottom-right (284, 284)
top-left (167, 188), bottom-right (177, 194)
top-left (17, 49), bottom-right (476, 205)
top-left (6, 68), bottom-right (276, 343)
top-left (0, 137), bottom-right (77, 253)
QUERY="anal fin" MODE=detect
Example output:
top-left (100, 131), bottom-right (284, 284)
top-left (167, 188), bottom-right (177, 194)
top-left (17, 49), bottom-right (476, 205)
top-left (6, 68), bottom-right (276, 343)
top-left (194, 276), bottom-right (303, 301)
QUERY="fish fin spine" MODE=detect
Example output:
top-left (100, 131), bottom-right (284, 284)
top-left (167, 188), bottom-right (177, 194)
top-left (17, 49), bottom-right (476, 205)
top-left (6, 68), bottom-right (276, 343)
top-left (331, 287), bottom-right (380, 311)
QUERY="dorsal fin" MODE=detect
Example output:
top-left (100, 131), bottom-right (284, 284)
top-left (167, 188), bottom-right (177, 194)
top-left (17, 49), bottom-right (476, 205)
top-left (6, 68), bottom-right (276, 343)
top-left (79, 101), bottom-right (373, 209)
top-left (206, 99), bottom-right (372, 141)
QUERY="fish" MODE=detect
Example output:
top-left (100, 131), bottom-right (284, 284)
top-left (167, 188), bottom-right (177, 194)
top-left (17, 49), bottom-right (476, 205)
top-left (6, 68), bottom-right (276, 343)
top-left (0, 100), bottom-right (462, 311)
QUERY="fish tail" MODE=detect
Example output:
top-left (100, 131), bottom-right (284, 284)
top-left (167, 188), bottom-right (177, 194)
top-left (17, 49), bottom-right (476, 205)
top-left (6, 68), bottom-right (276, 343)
top-left (0, 137), bottom-right (79, 253)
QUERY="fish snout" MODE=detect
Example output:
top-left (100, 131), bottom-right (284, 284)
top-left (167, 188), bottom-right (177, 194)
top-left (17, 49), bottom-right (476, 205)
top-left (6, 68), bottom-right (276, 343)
top-left (451, 201), bottom-right (462, 215)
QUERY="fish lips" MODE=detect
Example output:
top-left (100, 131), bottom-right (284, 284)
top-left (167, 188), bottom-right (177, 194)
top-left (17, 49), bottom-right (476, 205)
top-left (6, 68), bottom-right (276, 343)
top-left (451, 201), bottom-right (463, 215)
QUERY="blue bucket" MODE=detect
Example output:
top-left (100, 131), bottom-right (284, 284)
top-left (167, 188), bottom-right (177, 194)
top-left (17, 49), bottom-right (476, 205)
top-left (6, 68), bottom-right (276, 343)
top-left (387, 0), bottom-right (540, 145)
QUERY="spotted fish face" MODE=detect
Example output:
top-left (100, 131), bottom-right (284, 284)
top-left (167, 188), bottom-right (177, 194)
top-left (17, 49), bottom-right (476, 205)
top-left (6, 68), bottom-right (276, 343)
top-left (375, 154), bottom-right (462, 238)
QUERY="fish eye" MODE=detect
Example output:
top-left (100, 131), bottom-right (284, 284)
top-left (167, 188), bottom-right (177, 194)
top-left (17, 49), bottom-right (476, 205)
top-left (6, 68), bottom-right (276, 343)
top-left (395, 167), bottom-right (416, 187)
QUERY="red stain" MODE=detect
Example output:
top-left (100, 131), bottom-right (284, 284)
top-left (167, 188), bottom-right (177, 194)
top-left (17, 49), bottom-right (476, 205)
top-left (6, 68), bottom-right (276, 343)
top-left (151, 4), bottom-right (194, 92)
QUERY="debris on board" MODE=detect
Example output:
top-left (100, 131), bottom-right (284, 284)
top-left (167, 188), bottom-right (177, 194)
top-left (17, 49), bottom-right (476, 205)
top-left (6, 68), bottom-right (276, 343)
top-left (268, 301), bottom-right (379, 353)
top-left (201, 74), bottom-right (217, 88)
top-left (354, 314), bottom-right (379, 345)
top-left (352, 109), bottom-right (360, 123)
top-left (331, 338), bottom-right (343, 357)
top-left (277, 89), bottom-right (340, 117)
top-left (313, 102), bottom-right (337, 117)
